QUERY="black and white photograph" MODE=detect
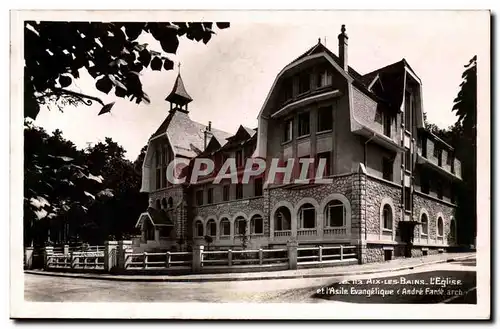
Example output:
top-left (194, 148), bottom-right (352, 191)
top-left (9, 9), bottom-right (490, 320)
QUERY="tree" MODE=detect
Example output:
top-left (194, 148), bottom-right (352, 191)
top-left (451, 56), bottom-right (477, 245)
top-left (24, 21), bottom-right (230, 120)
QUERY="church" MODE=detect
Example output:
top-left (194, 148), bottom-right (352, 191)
top-left (135, 25), bottom-right (462, 263)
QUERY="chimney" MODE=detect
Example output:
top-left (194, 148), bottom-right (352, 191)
top-left (338, 24), bottom-right (348, 72)
top-left (204, 121), bottom-right (213, 149)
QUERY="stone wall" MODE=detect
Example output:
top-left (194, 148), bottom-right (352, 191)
top-left (413, 192), bottom-right (456, 243)
top-left (365, 175), bottom-right (402, 236)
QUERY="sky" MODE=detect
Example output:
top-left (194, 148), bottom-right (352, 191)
top-left (33, 11), bottom-right (489, 161)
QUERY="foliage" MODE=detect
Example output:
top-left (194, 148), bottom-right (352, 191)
top-left (422, 55), bottom-right (477, 245)
top-left (24, 21), bottom-right (230, 120)
top-left (24, 121), bottom-right (147, 246)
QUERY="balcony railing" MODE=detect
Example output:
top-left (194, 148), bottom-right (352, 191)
top-left (274, 230), bottom-right (291, 237)
top-left (324, 227), bottom-right (347, 235)
top-left (297, 228), bottom-right (317, 236)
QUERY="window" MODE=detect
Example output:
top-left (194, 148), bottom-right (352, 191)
top-left (274, 207), bottom-right (291, 231)
top-left (168, 197), bottom-right (173, 209)
top-left (382, 204), bottom-right (393, 230)
top-left (156, 168), bottom-right (161, 190)
top-left (317, 68), bottom-right (333, 88)
top-left (206, 219), bottom-right (216, 236)
top-left (325, 200), bottom-right (345, 227)
top-left (195, 221), bottom-right (204, 237)
top-left (195, 190), bottom-right (204, 206)
top-left (161, 198), bottom-right (167, 209)
top-left (207, 188), bottom-right (214, 204)
top-left (298, 112), bottom-right (310, 137)
top-left (383, 113), bottom-right (391, 137)
top-left (434, 146), bottom-right (442, 167)
top-left (421, 214), bottom-right (428, 235)
top-left (451, 187), bottom-right (456, 204)
top-left (404, 148), bottom-right (412, 171)
top-left (283, 119), bottom-right (293, 142)
top-left (382, 157), bottom-right (394, 181)
top-left (251, 215), bottom-right (263, 234)
top-left (436, 181), bottom-right (443, 200)
top-left (235, 217), bottom-right (246, 235)
top-left (222, 185), bottom-right (230, 201)
top-left (236, 183), bottom-right (243, 200)
top-left (437, 217), bottom-right (444, 237)
top-left (298, 203), bottom-right (316, 229)
top-left (254, 177), bottom-right (263, 197)
top-left (404, 91), bottom-right (412, 129)
top-left (220, 218), bottom-right (230, 236)
top-left (222, 185), bottom-right (230, 202)
top-left (298, 71), bottom-right (310, 94)
top-left (450, 220), bottom-right (456, 240)
top-left (316, 152), bottom-right (331, 177)
top-left (404, 187), bottom-right (411, 211)
top-left (155, 199), bottom-right (161, 210)
top-left (282, 77), bottom-right (293, 102)
top-left (421, 135), bottom-right (428, 157)
top-left (236, 150), bottom-right (243, 168)
top-left (421, 172), bottom-right (430, 194)
top-left (317, 106), bottom-right (333, 132)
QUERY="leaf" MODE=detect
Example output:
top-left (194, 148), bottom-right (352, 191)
top-left (34, 209), bottom-right (48, 220)
top-left (97, 188), bottom-right (114, 199)
top-left (125, 23), bottom-right (144, 40)
top-left (150, 56), bottom-right (162, 71)
top-left (57, 156), bottom-right (74, 162)
top-left (59, 75), bottom-right (72, 87)
top-left (87, 173), bottom-right (104, 183)
top-left (95, 76), bottom-right (113, 94)
top-left (163, 58), bottom-right (174, 71)
top-left (216, 22), bottom-right (230, 29)
top-left (108, 75), bottom-right (127, 91)
top-left (138, 49), bottom-right (151, 67)
top-left (84, 191), bottom-right (95, 200)
top-left (98, 102), bottom-right (115, 115)
top-left (159, 32), bottom-right (179, 54)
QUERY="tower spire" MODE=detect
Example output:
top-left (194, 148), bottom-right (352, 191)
top-left (166, 66), bottom-right (193, 113)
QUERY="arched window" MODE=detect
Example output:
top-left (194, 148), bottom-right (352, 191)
top-left (421, 213), bottom-right (428, 235)
top-left (206, 219), bottom-right (216, 237)
top-left (274, 206), bottom-right (291, 231)
top-left (161, 198), bottom-right (167, 209)
top-left (168, 197), bottom-right (173, 209)
top-left (325, 200), bottom-right (346, 227)
top-left (155, 199), bottom-right (161, 210)
top-left (234, 216), bottom-right (247, 235)
top-left (298, 203), bottom-right (316, 229)
top-left (437, 217), bottom-right (444, 237)
top-left (251, 215), bottom-right (264, 234)
top-left (450, 219), bottom-right (456, 240)
top-left (220, 218), bottom-right (230, 236)
top-left (194, 220), bottom-right (204, 237)
top-left (382, 204), bottom-right (393, 230)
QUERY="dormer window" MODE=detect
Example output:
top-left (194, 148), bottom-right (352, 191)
top-left (316, 67), bottom-right (333, 88)
top-left (282, 77), bottom-right (293, 102)
top-left (298, 71), bottom-right (310, 94)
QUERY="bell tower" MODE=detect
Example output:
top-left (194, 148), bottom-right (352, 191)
top-left (165, 63), bottom-right (193, 113)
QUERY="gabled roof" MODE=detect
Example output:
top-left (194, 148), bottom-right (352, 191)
top-left (289, 41), bottom-right (419, 112)
top-left (290, 42), bottom-right (365, 83)
top-left (135, 207), bottom-right (174, 228)
top-left (150, 110), bottom-right (232, 158)
top-left (165, 73), bottom-right (193, 105)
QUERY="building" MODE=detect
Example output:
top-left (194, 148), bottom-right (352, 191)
top-left (136, 25), bottom-right (463, 263)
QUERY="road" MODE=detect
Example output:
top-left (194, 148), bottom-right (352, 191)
top-left (24, 257), bottom-right (476, 303)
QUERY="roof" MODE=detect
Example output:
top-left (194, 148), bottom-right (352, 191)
top-left (146, 207), bottom-right (174, 226)
top-left (165, 73), bottom-right (193, 105)
top-left (289, 40), bottom-right (416, 111)
top-left (151, 110), bottom-right (232, 158)
top-left (135, 208), bottom-right (174, 228)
